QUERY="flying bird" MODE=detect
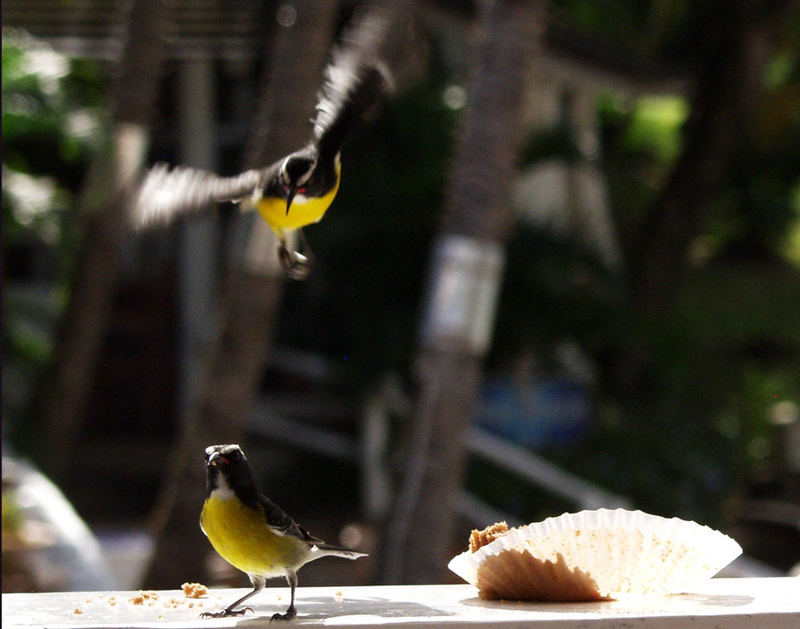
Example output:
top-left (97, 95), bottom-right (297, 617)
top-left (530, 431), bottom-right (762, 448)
top-left (132, 9), bottom-right (394, 280)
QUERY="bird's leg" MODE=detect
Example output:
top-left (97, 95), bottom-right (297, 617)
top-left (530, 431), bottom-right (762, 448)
top-left (270, 570), bottom-right (298, 622)
top-left (201, 577), bottom-right (264, 618)
top-left (278, 238), bottom-right (295, 271)
top-left (277, 231), bottom-right (312, 281)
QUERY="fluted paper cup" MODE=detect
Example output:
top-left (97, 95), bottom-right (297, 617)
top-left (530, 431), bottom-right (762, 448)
top-left (448, 509), bottom-right (742, 601)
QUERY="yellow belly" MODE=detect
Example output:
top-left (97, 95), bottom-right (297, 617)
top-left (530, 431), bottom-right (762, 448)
top-left (256, 166), bottom-right (341, 236)
top-left (200, 496), bottom-right (306, 577)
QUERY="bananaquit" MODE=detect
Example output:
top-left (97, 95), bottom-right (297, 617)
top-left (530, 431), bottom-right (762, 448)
top-left (200, 444), bottom-right (366, 620)
top-left (133, 11), bottom-right (393, 280)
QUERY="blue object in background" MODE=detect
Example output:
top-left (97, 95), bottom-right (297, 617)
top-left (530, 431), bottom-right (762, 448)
top-left (477, 377), bottom-right (591, 447)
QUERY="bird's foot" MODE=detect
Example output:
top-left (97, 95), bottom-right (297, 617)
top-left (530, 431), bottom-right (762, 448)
top-left (269, 606), bottom-right (297, 622)
top-left (278, 245), bottom-right (311, 281)
top-left (200, 606), bottom-right (253, 618)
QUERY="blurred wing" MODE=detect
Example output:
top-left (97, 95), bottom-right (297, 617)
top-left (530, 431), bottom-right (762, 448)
top-left (131, 163), bottom-right (270, 229)
top-left (313, 5), bottom-right (396, 160)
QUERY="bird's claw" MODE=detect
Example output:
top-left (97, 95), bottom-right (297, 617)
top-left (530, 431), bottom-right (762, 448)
top-left (278, 245), bottom-right (311, 281)
top-left (200, 606), bottom-right (253, 618)
top-left (270, 607), bottom-right (297, 623)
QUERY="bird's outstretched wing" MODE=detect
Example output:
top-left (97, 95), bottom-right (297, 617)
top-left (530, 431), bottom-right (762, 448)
top-left (313, 5), bottom-right (395, 161)
top-left (131, 163), bottom-right (276, 229)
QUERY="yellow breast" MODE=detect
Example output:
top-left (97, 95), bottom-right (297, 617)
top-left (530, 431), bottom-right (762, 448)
top-left (256, 164), bottom-right (341, 235)
top-left (200, 495), bottom-right (306, 577)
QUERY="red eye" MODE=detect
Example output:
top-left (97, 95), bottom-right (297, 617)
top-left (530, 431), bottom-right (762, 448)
top-left (297, 186), bottom-right (307, 194)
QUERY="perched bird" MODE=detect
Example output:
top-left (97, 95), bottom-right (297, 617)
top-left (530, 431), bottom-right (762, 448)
top-left (199, 444), bottom-right (366, 620)
top-left (131, 9), bottom-right (394, 280)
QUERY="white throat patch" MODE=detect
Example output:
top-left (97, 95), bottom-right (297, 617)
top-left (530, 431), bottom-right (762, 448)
top-left (209, 473), bottom-right (236, 501)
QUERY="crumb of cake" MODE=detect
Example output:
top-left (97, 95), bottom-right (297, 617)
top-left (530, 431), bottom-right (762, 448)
top-left (73, 608), bottom-right (83, 614)
top-left (163, 597), bottom-right (182, 609)
top-left (334, 590), bottom-right (343, 603)
top-left (469, 521), bottom-right (510, 552)
top-left (182, 582), bottom-right (209, 598)
top-left (129, 590), bottom-right (159, 605)
top-left (108, 596), bottom-right (117, 606)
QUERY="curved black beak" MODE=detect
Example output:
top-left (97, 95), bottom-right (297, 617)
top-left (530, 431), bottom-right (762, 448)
top-left (285, 188), bottom-right (297, 216)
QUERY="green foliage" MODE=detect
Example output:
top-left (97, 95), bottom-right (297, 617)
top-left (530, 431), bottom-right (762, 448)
top-left (3, 4), bottom-right (798, 544)
top-left (2, 30), bottom-right (106, 438)
top-left (2, 32), bottom-right (104, 185)
top-left (2, 30), bottom-right (106, 279)
top-left (621, 95), bottom-right (688, 163)
top-left (475, 6), bottom-right (800, 527)
top-left (551, 257), bottom-right (800, 526)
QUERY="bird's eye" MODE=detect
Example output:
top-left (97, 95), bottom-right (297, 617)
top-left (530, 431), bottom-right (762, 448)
top-left (297, 186), bottom-right (307, 194)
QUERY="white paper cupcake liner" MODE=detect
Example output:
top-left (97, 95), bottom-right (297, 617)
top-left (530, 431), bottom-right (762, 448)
top-left (448, 509), bottom-right (742, 600)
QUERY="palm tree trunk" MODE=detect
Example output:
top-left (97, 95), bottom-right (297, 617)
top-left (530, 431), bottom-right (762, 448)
top-left (383, 0), bottom-right (549, 584)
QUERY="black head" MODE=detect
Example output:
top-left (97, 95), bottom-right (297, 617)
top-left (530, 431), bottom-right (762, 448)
top-left (204, 444), bottom-right (258, 502)
top-left (279, 152), bottom-right (317, 214)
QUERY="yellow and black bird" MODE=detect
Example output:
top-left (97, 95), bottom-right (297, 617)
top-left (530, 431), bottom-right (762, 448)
top-left (200, 444), bottom-right (366, 620)
top-left (132, 10), bottom-right (394, 280)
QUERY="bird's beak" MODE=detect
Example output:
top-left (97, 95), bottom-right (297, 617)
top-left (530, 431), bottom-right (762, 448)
top-left (207, 452), bottom-right (220, 466)
top-left (285, 188), bottom-right (297, 216)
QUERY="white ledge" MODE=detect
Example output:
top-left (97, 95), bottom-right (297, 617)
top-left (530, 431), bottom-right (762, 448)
top-left (3, 578), bottom-right (799, 628)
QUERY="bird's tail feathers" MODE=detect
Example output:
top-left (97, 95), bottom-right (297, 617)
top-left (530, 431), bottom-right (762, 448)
top-left (311, 543), bottom-right (368, 561)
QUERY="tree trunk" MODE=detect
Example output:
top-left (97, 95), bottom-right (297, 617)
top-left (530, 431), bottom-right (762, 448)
top-left (383, 0), bottom-right (548, 584)
top-left (633, 0), bottom-right (793, 311)
top-left (141, 0), bottom-right (339, 588)
top-left (613, 0), bottom-right (794, 392)
top-left (34, 0), bottom-right (167, 483)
